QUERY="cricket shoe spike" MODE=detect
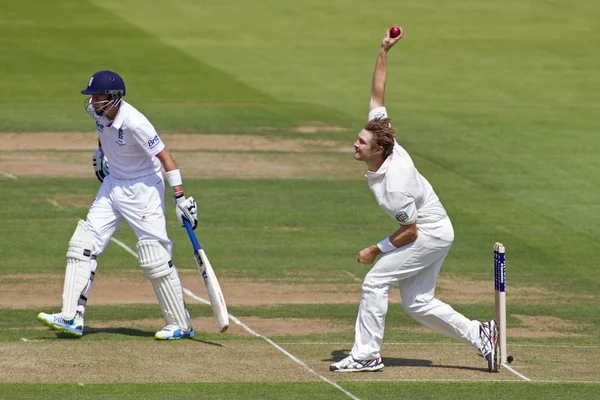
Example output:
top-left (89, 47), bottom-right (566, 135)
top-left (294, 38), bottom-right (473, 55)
top-left (37, 312), bottom-right (84, 337)
top-left (330, 355), bottom-right (384, 372)
top-left (479, 320), bottom-right (498, 373)
top-left (155, 324), bottom-right (195, 340)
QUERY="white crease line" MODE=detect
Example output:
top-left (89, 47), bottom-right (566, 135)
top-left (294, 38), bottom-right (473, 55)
top-left (354, 378), bottom-right (521, 382)
top-left (184, 289), bottom-right (360, 400)
top-left (46, 199), bottom-right (61, 208)
top-left (282, 342), bottom-right (600, 349)
top-left (348, 378), bottom-right (600, 383)
top-left (114, 237), bottom-right (360, 400)
top-left (344, 271), bottom-right (362, 282)
top-left (109, 237), bottom-right (138, 258)
top-left (1, 171), bottom-right (17, 180)
top-left (182, 288), bottom-right (216, 309)
top-left (502, 363), bottom-right (530, 381)
top-left (285, 342), bottom-right (461, 345)
top-left (525, 380), bottom-right (600, 384)
top-left (509, 344), bottom-right (600, 349)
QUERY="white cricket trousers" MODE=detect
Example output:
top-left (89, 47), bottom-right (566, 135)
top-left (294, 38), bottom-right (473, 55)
top-left (351, 217), bottom-right (481, 360)
top-left (87, 172), bottom-right (172, 256)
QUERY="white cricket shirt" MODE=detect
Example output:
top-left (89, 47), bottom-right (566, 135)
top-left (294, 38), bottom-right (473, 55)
top-left (366, 107), bottom-right (448, 226)
top-left (90, 101), bottom-right (165, 179)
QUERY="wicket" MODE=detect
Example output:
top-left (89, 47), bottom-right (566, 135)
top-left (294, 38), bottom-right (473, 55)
top-left (493, 242), bottom-right (507, 372)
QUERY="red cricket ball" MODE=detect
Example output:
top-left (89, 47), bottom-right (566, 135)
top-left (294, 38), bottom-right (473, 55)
top-left (390, 26), bottom-right (401, 38)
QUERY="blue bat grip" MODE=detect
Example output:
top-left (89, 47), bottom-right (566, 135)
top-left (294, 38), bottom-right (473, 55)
top-left (182, 219), bottom-right (202, 252)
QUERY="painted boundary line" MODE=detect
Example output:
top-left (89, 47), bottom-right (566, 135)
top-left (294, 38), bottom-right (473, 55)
top-left (114, 238), bottom-right (360, 400)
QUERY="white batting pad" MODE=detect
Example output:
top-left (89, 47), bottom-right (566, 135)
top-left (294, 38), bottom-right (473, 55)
top-left (169, 265), bottom-right (186, 306)
top-left (62, 220), bottom-right (93, 320)
top-left (136, 241), bottom-right (190, 330)
top-left (136, 240), bottom-right (172, 279)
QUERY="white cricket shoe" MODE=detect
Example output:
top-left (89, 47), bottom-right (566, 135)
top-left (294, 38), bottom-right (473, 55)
top-left (330, 355), bottom-right (384, 372)
top-left (37, 312), bottom-right (84, 337)
top-left (155, 324), bottom-right (195, 340)
top-left (479, 320), bottom-right (498, 372)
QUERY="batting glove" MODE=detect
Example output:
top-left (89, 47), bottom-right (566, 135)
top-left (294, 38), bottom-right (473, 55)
top-left (174, 193), bottom-right (198, 230)
top-left (92, 148), bottom-right (110, 183)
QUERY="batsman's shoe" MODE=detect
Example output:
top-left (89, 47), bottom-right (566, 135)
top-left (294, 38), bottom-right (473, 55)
top-left (155, 324), bottom-right (195, 340)
top-left (330, 355), bottom-right (384, 372)
top-left (37, 312), bottom-right (84, 337)
top-left (479, 320), bottom-right (498, 373)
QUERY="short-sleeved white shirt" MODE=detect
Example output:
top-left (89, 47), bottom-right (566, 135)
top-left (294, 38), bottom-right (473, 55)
top-left (366, 107), bottom-right (448, 226)
top-left (91, 101), bottom-right (165, 179)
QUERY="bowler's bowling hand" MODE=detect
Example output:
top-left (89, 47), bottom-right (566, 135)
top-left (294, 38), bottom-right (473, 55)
top-left (381, 26), bottom-right (403, 50)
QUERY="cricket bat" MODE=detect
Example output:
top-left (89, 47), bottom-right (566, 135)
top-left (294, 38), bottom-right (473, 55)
top-left (182, 219), bottom-right (229, 333)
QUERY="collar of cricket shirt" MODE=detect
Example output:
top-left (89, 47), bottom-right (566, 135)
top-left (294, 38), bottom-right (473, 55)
top-left (110, 100), bottom-right (128, 130)
top-left (365, 155), bottom-right (392, 179)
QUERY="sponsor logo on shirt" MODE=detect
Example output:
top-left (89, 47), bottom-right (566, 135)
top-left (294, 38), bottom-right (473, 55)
top-left (147, 135), bottom-right (161, 149)
top-left (395, 211), bottom-right (409, 223)
top-left (95, 120), bottom-right (104, 133)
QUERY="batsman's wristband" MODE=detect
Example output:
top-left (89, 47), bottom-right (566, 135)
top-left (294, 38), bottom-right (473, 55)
top-left (377, 237), bottom-right (398, 253)
top-left (165, 169), bottom-right (183, 187)
top-left (173, 191), bottom-right (185, 202)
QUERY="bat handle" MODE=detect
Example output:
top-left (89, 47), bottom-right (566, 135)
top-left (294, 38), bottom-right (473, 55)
top-left (182, 218), bottom-right (202, 252)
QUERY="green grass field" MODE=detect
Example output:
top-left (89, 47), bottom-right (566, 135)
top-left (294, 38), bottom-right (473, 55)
top-left (1, 0), bottom-right (599, 399)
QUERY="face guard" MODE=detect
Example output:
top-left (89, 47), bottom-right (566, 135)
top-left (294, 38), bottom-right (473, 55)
top-left (83, 92), bottom-right (124, 118)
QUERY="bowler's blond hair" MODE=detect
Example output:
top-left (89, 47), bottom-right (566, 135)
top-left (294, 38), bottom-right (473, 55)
top-left (364, 117), bottom-right (395, 159)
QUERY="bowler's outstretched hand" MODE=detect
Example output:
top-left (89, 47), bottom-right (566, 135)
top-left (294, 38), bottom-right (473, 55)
top-left (382, 26), bottom-right (403, 51)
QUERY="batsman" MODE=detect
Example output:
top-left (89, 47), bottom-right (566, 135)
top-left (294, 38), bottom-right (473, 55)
top-left (330, 28), bottom-right (498, 372)
top-left (38, 70), bottom-right (198, 340)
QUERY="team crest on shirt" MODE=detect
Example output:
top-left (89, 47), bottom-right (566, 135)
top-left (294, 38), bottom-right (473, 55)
top-left (115, 128), bottom-right (125, 146)
top-left (395, 211), bottom-right (409, 223)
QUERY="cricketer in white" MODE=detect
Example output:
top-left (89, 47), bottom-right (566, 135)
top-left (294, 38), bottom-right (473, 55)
top-left (330, 29), bottom-right (498, 373)
top-left (38, 70), bottom-right (198, 340)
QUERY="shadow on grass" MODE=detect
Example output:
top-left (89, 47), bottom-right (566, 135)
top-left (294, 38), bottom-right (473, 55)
top-left (327, 349), bottom-right (488, 373)
top-left (51, 327), bottom-right (224, 347)
top-left (84, 327), bottom-right (154, 337)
